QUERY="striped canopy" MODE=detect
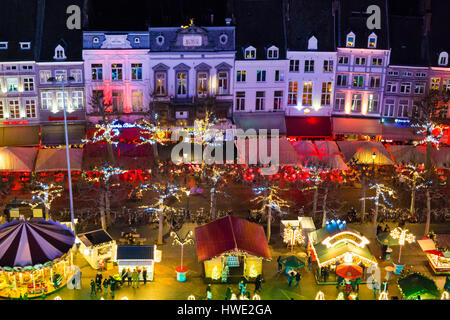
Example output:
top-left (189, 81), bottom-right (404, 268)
top-left (0, 219), bottom-right (75, 267)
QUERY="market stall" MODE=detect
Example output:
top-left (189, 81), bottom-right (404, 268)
top-left (0, 218), bottom-right (75, 299)
top-left (418, 235), bottom-right (450, 275)
top-left (77, 229), bottom-right (117, 270)
top-left (115, 245), bottom-right (161, 282)
top-left (397, 272), bottom-right (441, 300)
top-left (195, 216), bottom-right (272, 283)
top-left (280, 216), bottom-right (316, 245)
top-left (308, 219), bottom-right (377, 282)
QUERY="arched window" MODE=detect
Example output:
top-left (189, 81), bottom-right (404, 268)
top-left (244, 46), bottom-right (256, 60)
top-left (267, 46), bottom-right (279, 59)
top-left (368, 32), bottom-right (377, 48)
top-left (346, 32), bottom-right (355, 48)
top-left (53, 45), bottom-right (66, 60)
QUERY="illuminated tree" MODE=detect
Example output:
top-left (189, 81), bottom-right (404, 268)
top-left (361, 183), bottom-right (396, 236)
top-left (396, 164), bottom-right (426, 216)
top-left (28, 182), bottom-right (63, 220)
top-left (203, 165), bottom-right (232, 220)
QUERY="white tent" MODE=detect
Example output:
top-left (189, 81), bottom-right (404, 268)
top-left (292, 140), bottom-right (348, 170)
top-left (35, 148), bottom-right (83, 172)
top-left (0, 147), bottom-right (38, 172)
top-left (386, 145), bottom-right (427, 165)
top-left (337, 141), bottom-right (394, 165)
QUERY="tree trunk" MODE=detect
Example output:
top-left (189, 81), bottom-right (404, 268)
top-left (425, 189), bottom-right (431, 235)
top-left (100, 191), bottom-right (106, 230)
top-left (361, 175), bottom-right (366, 223)
top-left (158, 209), bottom-right (164, 245)
top-left (44, 206), bottom-right (49, 220)
top-left (267, 205), bottom-right (272, 243)
top-left (410, 186), bottom-right (416, 216)
top-left (426, 140), bottom-right (433, 172)
top-left (322, 186), bottom-right (328, 228)
top-left (312, 187), bottom-right (318, 218)
top-left (210, 188), bottom-right (216, 220)
top-left (105, 186), bottom-right (111, 227)
top-left (373, 186), bottom-right (379, 237)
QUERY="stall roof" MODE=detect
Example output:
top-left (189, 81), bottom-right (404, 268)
top-left (0, 147), bottom-right (38, 172)
top-left (386, 145), bottom-right (427, 166)
top-left (195, 216), bottom-right (272, 262)
top-left (78, 229), bottom-right (113, 247)
top-left (337, 141), bottom-right (394, 165)
top-left (381, 123), bottom-right (421, 142)
top-left (35, 148), bottom-right (83, 172)
top-left (333, 117), bottom-right (382, 136)
top-left (285, 117), bottom-right (332, 138)
top-left (117, 245), bottom-right (154, 260)
top-left (292, 140), bottom-right (348, 170)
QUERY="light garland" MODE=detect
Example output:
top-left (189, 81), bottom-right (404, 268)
top-left (170, 230), bottom-right (195, 270)
top-left (251, 184), bottom-right (290, 217)
top-left (378, 291), bottom-right (389, 300)
top-left (83, 166), bottom-right (127, 184)
top-left (135, 120), bottom-right (170, 145)
top-left (315, 291), bottom-right (325, 300)
top-left (248, 264), bottom-right (258, 278)
top-left (361, 183), bottom-right (396, 209)
top-left (29, 182), bottom-right (63, 210)
top-left (390, 227), bottom-right (415, 246)
top-left (413, 122), bottom-right (444, 149)
top-left (211, 266), bottom-right (221, 280)
top-left (283, 224), bottom-right (305, 252)
top-left (82, 119), bottom-right (121, 146)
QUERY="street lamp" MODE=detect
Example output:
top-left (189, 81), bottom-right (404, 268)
top-left (390, 227), bottom-right (415, 264)
top-left (48, 76), bottom-right (76, 233)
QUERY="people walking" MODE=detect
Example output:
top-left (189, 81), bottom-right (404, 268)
top-left (295, 272), bottom-right (301, 287)
top-left (356, 277), bottom-right (361, 292)
top-left (381, 278), bottom-right (388, 292)
top-left (376, 224), bottom-right (382, 235)
top-left (288, 271), bottom-right (295, 287)
top-left (323, 267), bottom-right (329, 283)
top-left (225, 286), bottom-right (232, 300)
top-left (96, 272), bottom-right (103, 292)
top-left (372, 279), bottom-right (379, 297)
top-left (110, 279), bottom-right (115, 299)
top-left (132, 269), bottom-right (139, 288)
top-left (90, 280), bottom-right (96, 296)
top-left (277, 256), bottom-right (283, 273)
top-left (307, 254), bottom-right (312, 272)
top-left (255, 274), bottom-right (262, 293)
top-left (142, 268), bottom-right (147, 285)
top-left (103, 278), bottom-right (109, 295)
top-left (206, 285), bottom-right (212, 300)
top-left (127, 269), bottom-right (132, 286)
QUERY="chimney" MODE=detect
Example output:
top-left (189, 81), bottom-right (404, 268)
top-left (211, 14), bottom-right (214, 25)
top-left (225, 18), bottom-right (231, 25)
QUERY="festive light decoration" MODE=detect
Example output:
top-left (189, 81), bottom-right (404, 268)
top-left (390, 227), bottom-right (416, 264)
top-left (441, 291), bottom-right (449, 300)
top-left (121, 297), bottom-right (129, 300)
top-left (230, 293), bottom-right (237, 300)
top-left (315, 291), bottom-right (325, 300)
top-left (336, 292), bottom-right (345, 300)
top-left (83, 166), bottom-right (127, 184)
top-left (82, 119), bottom-right (121, 146)
top-left (249, 264), bottom-right (258, 278)
top-left (378, 291), bottom-right (389, 300)
top-left (361, 183), bottom-right (397, 209)
top-left (28, 183), bottom-right (63, 212)
top-left (54, 296), bottom-right (62, 300)
top-left (211, 266), bottom-right (221, 280)
top-left (321, 231), bottom-right (370, 249)
top-left (283, 224), bottom-right (305, 253)
top-left (252, 294), bottom-right (261, 300)
top-left (188, 295), bottom-right (196, 300)
top-left (413, 122), bottom-right (444, 149)
top-left (135, 120), bottom-right (170, 145)
top-left (170, 230), bottom-right (195, 270)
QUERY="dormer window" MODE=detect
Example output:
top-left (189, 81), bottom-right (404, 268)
top-left (20, 42), bottom-right (31, 50)
top-left (0, 42), bottom-right (7, 50)
top-left (219, 34), bottom-right (228, 45)
top-left (244, 46), bottom-right (256, 60)
top-left (156, 35), bottom-right (165, 46)
top-left (267, 46), bottom-right (279, 59)
top-left (134, 37), bottom-right (140, 44)
top-left (308, 36), bottom-right (318, 50)
top-left (53, 45), bottom-right (66, 60)
top-left (346, 32), bottom-right (355, 48)
top-left (438, 52), bottom-right (449, 66)
top-left (368, 32), bottom-right (377, 48)
top-left (93, 37), bottom-right (100, 44)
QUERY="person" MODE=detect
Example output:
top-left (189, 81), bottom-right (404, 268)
top-left (351, 279), bottom-right (356, 292)
top-left (126, 269), bottom-right (132, 286)
top-left (288, 271), bottom-right (295, 287)
top-left (222, 265), bottom-right (229, 283)
top-left (110, 279), bottom-right (115, 299)
top-left (372, 279), bottom-right (379, 297)
top-left (295, 272), bottom-right (301, 287)
top-left (336, 276), bottom-right (343, 289)
top-left (307, 253), bottom-right (312, 272)
top-left (103, 277), bottom-right (109, 295)
top-left (417, 295), bottom-right (421, 300)
top-left (96, 272), bottom-right (103, 291)
top-left (90, 280), bottom-right (96, 296)
top-left (225, 286), bottom-right (232, 300)
top-left (381, 244), bottom-right (388, 260)
top-left (376, 224), bottom-right (382, 235)
top-left (245, 292), bottom-right (251, 300)
top-left (132, 269), bottom-right (139, 288)
top-left (323, 267), bottom-right (329, 283)
top-left (239, 280), bottom-right (245, 294)
top-left (206, 285), bottom-right (212, 300)
top-left (381, 279), bottom-right (388, 292)
top-left (121, 268), bottom-right (127, 284)
top-left (355, 277), bottom-right (361, 292)
top-left (444, 275), bottom-right (450, 292)
top-left (277, 256), bottom-right (283, 273)
top-left (142, 268), bottom-right (147, 285)
top-left (255, 274), bottom-right (262, 292)
top-left (384, 224), bottom-right (390, 234)
top-left (345, 278), bottom-right (352, 296)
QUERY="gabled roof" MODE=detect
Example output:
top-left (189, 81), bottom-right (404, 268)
top-left (78, 229), bottom-right (114, 247)
top-left (117, 245), bottom-right (154, 260)
top-left (231, 0), bottom-right (285, 60)
top-left (195, 216), bottom-right (271, 262)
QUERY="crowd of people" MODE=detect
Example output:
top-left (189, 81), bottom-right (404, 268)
top-left (90, 268), bottom-right (149, 299)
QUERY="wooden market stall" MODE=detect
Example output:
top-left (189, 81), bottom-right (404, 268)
top-left (418, 234), bottom-right (450, 275)
top-left (77, 229), bottom-right (117, 270)
top-left (195, 216), bottom-right (272, 283)
top-left (0, 218), bottom-right (75, 299)
top-left (115, 245), bottom-right (160, 282)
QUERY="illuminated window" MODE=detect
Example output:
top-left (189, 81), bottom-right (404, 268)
top-left (346, 32), bottom-right (355, 47)
top-left (338, 56), bottom-right (349, 64)
top-left (9, 100), bottom-right (20, 118)
top-left (267, 46), bottom-right (279, 59)
top-left (355, 57), bottom-right (366, 65)
top-left (336, 74), bottom-right (347, 87)
top-left (414, 83), bottom-right (425, 94)
top-left (7, 78), bottom-right (18, 92)
top-left (155, 72), bottom-right (166, 95)
top-left (25, 99), bottom-right (36, 118)
top-left (334, 93), bottom-right (345, 111)
top-left (132, 90), bottom-right (143, 112)
top-left (384, 100), bottom-right (395, 117)
top-left (70, 69), bottom-right (83, 82)
top-left (400, 82), bottom-right (411, 93)
top-left (256, 91), bottom-right (265, 111)
top-left (244, 46), bottom-right (256, 60)
top-left (41, 92), bottom-right (53, 109)
top-left (56, 91), bottom-right (69, 109)
top-left (112, 90), bottom-right (124, 112)
top-left (353, 75), bottom-right (364, 88)
top-left (386, 81), bottom-right (397, 93)
top-left (288, 81), bottom-right (298, 105)
top-left (397, 100), bottom-right (409, 118)
top-left (111, 64), bottom-right (123, 81)
top-left (197, 72), bottom-right (208, 96)
top-left (370, 76), bottom-right (380, 88)
top-left (321, 82), bottom-right (332, 106)
top-left (55, 70), bottom-right (67, 81)
top-left (302, 82), bottom-right (313, 106)
top-left (218, 71), bottom-right (228, 94)
top-left (351, 93), bottom-right (362, 112)
top-left (54, 45), bottom-right (66, 60)
top-left (91, 64), bottom-right (103, 81)
top-left (131, 63), bottom-right (143, 80)
top-left (236, 92), bottom-right (245, 111)
top-left (176, 72), bottom-right (187, 96)
top-left (274, 91), bottom-right (283, 110)
top-left (368, 33), bottom-right (377, 48)
top-left (372, 58), bottom-right (383, 66)
top-left (323, 60), bottom-right (333, 72)
top-left (367, 94), bottom-right (379, 113)
top-left (236, 70), bottom-right (246, 82)
top-left (438, 52), bottom-right (448, 66)
top-left (430, 78), bottom-right (440, 91)
top-left (0, 101), bottom-right (3, 119)
top-left (71, 91), bottom-right (83, 109)
top-left (289, 60), bottom-right (299, 72)
top-left (443, 79), bottom-right (450, 93)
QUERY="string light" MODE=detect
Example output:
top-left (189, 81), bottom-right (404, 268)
top-left (315, 291), bottom-right (325, 300)
top-left (361, 183), bottom-right (396, 209)
top-left (283, 224), bottom-right (305, 252)
top-left (390, 227), bottom-right (415, 264)
top-left (82, 119), bottom-right (121, 146)
top-left (211, 266), bottom-right (221, 280)
top-left (170, 230), bottom-right (195, 270)
top-left (83, 166), bottom-right (127, 183)
top-left (379, 291), bottom-right (389, 300)
top-left (413, 122), bottom-right (444, 149)
top-left (251, 184), bottom-right (290, 217)
top-left (28, 182), bottom-right (63, 210)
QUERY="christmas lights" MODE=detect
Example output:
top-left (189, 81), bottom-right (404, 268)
top-left (211, 265), bottom-right (220, 280)
top-left (170, 230), bottom-right (195, 270)
top-left (413, 122), bottom-right (444, 149)
top-left (283, 224), bottom-right (305, 253)
top-left (390, 227), bottom-right (415, 264)
top-left (378, 291), bottom-right (389, 300)
top-left (361, 183), bottom-right (396, 209)
top-left (315, 291), bottom-right (325, 300)
top-left (29, 182), bottom-right (63, 210)
top-left (82, 120), bottom-right (121, 146)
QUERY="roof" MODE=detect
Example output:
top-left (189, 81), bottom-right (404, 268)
top-left (117, 245), bottom-right (154, 260)
top-left (429, 0), bottom-right (450, 67)
top-left (195, 215), bottom-right (271, 262)
top-left (285, 0), bottom-right (335, 51)
top-left (397, 273), bottom-right (440, 299)
top-left (0, 147), bottom-right (38, 172)
top-left (285, 117), bottom-right (332, 138)
top-left (336, 0), bottom-right (389, 50)
top-left (77, 229), bottom-right (113, 247)
top-left (336, 141), bottom-right (394, 165)
top-left (0, 219), bottom-right (75, 267)
top-left (231, 0), bottom-right (285, 59)
top-left (35, 148), bottom-right (83, 172)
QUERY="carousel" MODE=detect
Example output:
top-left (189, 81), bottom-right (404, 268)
top-left (0, 218), bottom-right (75, 299)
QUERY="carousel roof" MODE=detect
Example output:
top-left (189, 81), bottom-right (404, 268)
top-left (0, 218), bottom-right (75, 267)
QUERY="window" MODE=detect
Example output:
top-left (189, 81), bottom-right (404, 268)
top-left (402, 71), bottom-right (413, 77)
top-left (288, 81), bottom-right (298, 105)
top-left (236, 92), bottom-right (245, 111)
top-left (156, 35), bottom-right (164, 45)
top-left (386, 81), bottom-right (397, 93)
top-left (41, 92), bottom-right (53, 109)
top-left (197, 72), bottom-right (208, 96)
top-left (367, 94), bottom-right (379, 113)
top-left (56, 91), bottom-right (69, 109)
top-left (0, 101), bottom-right (3, 119)
top-left (112, 90), bottom-right (124, 112)
top-left (25, 99), bottom-right (36, 118)
top-left (267, 46), bottom-right (279, 59)
top-left (7, 78), bottom-right (18, 92)
top-left (20, 42), bottom-right (31, 50)
top-left (430, 78), bottom-right (440, 91)
top-left (219, 34), bottom-right (228, 45)
top-left (334, 93), bottom-right (345, 111)
top-left (244, 47), bottom-right (256, 59)
top-left (443, 79), bottom-right (450, 93)
top-left (346, 32), bottom-right (355, 47)
top-left (22, 65), bottom-right (33, 71)
top-left (304, 60), bottom-right (314, 72)
top-left (372, 58), bottom-right (383, 66)
top-left (71, 91), bottom-right (83, 109)
top-left (438, 52), bottom-right (449, 66)
top-left (9, 100), bottom-right (20, 119)
top-left (336, 74), bottom-right (347, 87)
top-left (92, 90), bottom-right (105, 110)
top-left (400, 82), bottom-right (411, 93)
top-left (0, 42), bottom-right (8, 49)
top-left (6, 65), bottom-right (17, 71)
top-left (274, 70), bottom-right (284, 82)
top-left (414, 83), bottom-right (425, 94)
top-left (132, 90), bottom-right (143, 111)
top-left (351, 93), bottom-right (362, 112)
top-left (70, 69), bottom-right (82, 83)
top-left (176, 72), bottom-right (187, 96)
top-left (338, 56), bottom-right (349, 64)
top-left (155, 72), bottom-right (166, 95)
top-left (388, 71), bottom-right (399, 76)
top-left (412, 103), bottom-right (420, 118)
top-left (368, 33), bottom-right (377, 48)
top-left (134, 37), bottom-right (140, 44)
top-left (236, 70), bottom-right (246, 82)
top-left (23, 77), bottom-right (34, 91)
top-left (217, 72), bottom-right (228, 94)
top-left (256, 70), bottom-right (266, 82)
top-left (289, 60), bottom-right (299, 72)
top-left (93, 37), bottom-right (99, 44)
top-left (384, 100), bottom-right (395, 117)
top-left (353, 75), bottom-right (364, 88)
top-left (256, 91), bottom-right (265, 111)
top-left (308, 36), bottom-right (318, 50)
top-left (274, 91), bottom-right (283, 110)
top-left (54, 45), bottom-right (66, 60)
top-left (323, 60), bottom-right (333, 72)
top-left (398, 100), bottom-right (409, 118)
top-left (91, 64), bottom-right (103, 80)
top-left (55, 70), bottom-right (67, 81)
top-left (416, 72), bottom-right (427, 77)
top-left (321, 82), bottom-right (332, 106)
top-left (131, 63), bottom-right (143, 80)
top-left (111, 64), bottom-right (123, 81)
top-left (355, 57), bottom-right (366, 65)
top-left (369, 76), bottom-right (380, 88)
top-left (302, 82), bottom-right (313, 106)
